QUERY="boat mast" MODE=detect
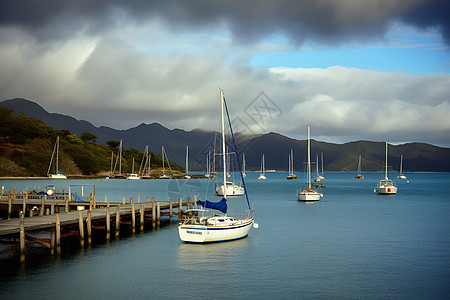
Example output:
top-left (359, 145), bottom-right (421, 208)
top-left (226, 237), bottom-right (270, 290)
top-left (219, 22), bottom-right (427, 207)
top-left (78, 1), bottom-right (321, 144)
top-left (220, 90), bottom-right (227, 199)
top-left (110, 151), bottom-right (114, 176)
top-left (55, 136), bottom-right (59, 173)
top-left (119, 140), bottom-right (122, 176)
top-left (399, 154), bottom-right (403, 173)
top-left (243, 153), bottom-right (246, 176)
top-left (357, 154), bottom-right (361, 175)
top-left (385, 142), bottom-right (388, 180)
top-left (47, 137), bottom-right (58, 176)
top-left (321, 152), bottom-right (324, 177)
top-left (162, 146), bottom-right (165, 176)
top-left (307, 126), bottom-right (311, 189)
top-left (291, 148), bottom-right (294, 175)
top-left (186, 145), bottom-right (189, 175)
top-left (288, 152), bottom-right (291, 175)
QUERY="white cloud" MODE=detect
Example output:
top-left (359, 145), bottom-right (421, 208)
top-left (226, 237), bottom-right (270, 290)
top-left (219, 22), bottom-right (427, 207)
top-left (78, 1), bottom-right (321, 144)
top-left (0, 27), bottom-right (449, 147)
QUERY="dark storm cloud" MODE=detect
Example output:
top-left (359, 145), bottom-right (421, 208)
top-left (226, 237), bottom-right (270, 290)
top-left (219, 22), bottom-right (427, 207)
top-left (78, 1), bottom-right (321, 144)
top-left (0, 0), bottom-right (449, 45)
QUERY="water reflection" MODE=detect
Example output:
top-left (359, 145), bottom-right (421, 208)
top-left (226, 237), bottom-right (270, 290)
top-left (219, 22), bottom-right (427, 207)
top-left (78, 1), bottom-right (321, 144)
top-left (177, 238), bottom-right (250, 271)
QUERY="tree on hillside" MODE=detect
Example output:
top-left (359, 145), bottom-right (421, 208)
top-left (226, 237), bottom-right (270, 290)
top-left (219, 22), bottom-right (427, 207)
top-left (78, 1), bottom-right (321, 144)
top-left (107, 140), bottom-right (120, 149)
top-left (80, 132), bottom-right (98, 143)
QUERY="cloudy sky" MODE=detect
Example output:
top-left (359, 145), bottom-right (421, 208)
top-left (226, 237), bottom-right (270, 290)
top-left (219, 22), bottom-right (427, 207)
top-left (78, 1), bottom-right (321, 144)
top-left (1, 0), bottom-right (449, 146)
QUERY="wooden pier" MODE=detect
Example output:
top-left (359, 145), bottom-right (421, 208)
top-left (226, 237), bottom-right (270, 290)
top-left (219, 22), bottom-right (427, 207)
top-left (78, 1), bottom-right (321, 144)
top-left (0, 187), bottom-right (193, 262)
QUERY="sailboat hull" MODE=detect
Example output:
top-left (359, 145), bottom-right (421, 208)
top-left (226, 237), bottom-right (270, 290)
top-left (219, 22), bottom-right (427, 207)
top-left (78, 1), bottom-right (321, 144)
top-left (297, 190), bottom-right (322, 202)
top-left (178, 219), bottom-right (253, 243)
top-left (49, 174), bottom-right (67, 179)
top-left (216, 183), bottom-right (245, 196)
top-left (376, 185), bottom-right (398, 194)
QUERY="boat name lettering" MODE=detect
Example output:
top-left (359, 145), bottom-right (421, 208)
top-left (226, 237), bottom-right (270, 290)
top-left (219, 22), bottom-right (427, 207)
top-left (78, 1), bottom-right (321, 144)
top-left (186, 230), bottom-right (202, 235)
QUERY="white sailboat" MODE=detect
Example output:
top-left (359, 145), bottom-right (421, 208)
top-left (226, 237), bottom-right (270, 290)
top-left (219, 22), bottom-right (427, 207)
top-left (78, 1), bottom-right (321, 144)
top-left (127, 158), bottom-right (141, 180)
top-left (138, 145), bottom-right (152, 179)
top-left (376, 142), bottom-right (397, 194)
top-left (297, 126), bottom-right (322, 202)
top-left (47, 136), bottom-right (67, 179)
top-left (319, 152), bottom-right (325, 179)
top-left (205, 150), bottom-right (211, 178)
top-left (178, 89), bottom-right (256, 243)
top-left (159, 146), bottom-right (172, 179)
top-left (185, 145), bottom-right (191, 179)
top-left (216, 145), bottom-right (244, 195)
top-left (258, 154), bottom-right (267, 180)
top-left (314, 153), bottom-right (321, 182)
top-left (242, 153), bottom-right (246, 178)
top-left (113, 140), bottom-right (125, 178)
top-left (287, 148), bottom-right (297, 180)
top-left (354, 154), bottom-right (364, 179)
top-left (397, 154), bottom-right (407, 179)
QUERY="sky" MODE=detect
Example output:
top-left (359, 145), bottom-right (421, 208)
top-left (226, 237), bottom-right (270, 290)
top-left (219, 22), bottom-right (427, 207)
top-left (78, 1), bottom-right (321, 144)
top-left (1, 0), bottom-right (449, 147)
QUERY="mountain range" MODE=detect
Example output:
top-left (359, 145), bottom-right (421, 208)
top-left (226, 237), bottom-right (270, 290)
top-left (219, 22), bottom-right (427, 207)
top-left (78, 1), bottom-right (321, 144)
top-left (2, 98), bottom-right (450, 172)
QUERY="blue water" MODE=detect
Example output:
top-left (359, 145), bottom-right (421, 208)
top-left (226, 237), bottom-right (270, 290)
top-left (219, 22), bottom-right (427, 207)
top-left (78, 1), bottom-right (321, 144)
top-left (0, 172), bottom-right (449, 299)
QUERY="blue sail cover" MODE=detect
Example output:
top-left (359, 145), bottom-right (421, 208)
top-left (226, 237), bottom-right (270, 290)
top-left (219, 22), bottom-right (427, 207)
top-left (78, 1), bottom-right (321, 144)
top-left (197, 197), bottom-right (227, 214)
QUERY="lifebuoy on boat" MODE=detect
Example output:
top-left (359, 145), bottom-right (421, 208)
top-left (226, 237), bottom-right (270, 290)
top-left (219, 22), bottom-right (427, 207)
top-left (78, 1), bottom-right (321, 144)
top-left (388, 188), bottom-right (391, 192)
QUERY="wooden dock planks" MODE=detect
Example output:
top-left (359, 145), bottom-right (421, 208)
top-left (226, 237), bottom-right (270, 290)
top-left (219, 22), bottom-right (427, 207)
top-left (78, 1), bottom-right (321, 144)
top-left (0, 201), bottom-right (181, 237)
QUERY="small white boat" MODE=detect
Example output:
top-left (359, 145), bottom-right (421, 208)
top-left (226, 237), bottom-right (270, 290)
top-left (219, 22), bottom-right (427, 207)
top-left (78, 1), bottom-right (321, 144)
top-left (258, 154), bottom-right (267, 180)
top-left (376, 142), bottom-right (397, 195)
top-left (47, 136), bottom-right (67, 179)
top-left (354, 154), bottom-right (364, 179)
top-left (397, 154), bottom-right (407, 179)
top-left (178, 89), bottom-right (256, 243)
top-left (298, 126), bottom-right (322, 202)
top-left (127, 158), bottom-right (141, 180)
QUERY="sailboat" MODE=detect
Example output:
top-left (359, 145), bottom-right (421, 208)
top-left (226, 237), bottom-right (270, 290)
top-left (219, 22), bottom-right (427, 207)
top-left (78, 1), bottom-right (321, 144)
top-left (287, 149), bottom-right (297, 180)
top-left (314, 153), bottom-right (321, 182)
top-left (354, 154), bottom-right (364, 179)
top-left (319, 152), bottom-right (325, 180)
top-left (242, 153), bottom-right (246, 178)
top-left (397, 154), bottom-right (407, 179)
top-left (159, 146), bottom-right (172, 179)
top-left (376, 142), bottom-right (397, 194)
top-left (297, 126), bottom-right (322, 202)
top-left (113, 140), bottom-right (125, 178)
top-left (205, 150), bottom-right (211, 178)
top-left (258, 154), bottom-right (266, 180)
top-left (178, 89), bottom-right (256, 243)
top-left (216, 144), bottom-right (244, 195)
top-left (47, 136), bottom-right (67, 179)
top-left (127, 158), bottom-right (141, 180)
top-left (185, 145), bottom-right (191, 179)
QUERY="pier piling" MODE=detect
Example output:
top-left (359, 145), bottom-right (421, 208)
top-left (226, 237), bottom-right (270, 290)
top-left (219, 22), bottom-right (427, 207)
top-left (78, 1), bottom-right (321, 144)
top-left (19, 212), bottom-right (25, 262)
top-left (78, 210), bottom-right (84, 247)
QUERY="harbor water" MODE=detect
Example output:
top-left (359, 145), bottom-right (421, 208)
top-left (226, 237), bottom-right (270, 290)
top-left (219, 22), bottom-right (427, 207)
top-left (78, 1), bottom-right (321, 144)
top-left (0, 172), bottom-right (449, 299)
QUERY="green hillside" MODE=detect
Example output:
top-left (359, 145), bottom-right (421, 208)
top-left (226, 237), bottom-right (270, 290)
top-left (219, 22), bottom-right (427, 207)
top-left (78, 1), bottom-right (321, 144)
top-left (0, 108), bottom-right (182, 177)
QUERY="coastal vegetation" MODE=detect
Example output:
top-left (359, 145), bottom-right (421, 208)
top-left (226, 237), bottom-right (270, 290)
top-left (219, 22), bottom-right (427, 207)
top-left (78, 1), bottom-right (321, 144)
top-left (0, 108), bottom-right (182, 177)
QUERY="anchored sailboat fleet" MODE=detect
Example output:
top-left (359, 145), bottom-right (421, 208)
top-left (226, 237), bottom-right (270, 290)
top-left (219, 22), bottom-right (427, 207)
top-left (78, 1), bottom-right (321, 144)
top-left (178, 90), bottom-right (257, 243)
